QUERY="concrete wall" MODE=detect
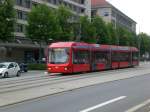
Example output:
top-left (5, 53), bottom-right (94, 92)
top-left (85, 0), bottom-right (91, 18)
top-left (97, 8), bottom-right (111, 23)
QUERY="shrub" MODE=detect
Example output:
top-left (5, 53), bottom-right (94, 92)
top-left (28, 64), bottom-right (46, 70)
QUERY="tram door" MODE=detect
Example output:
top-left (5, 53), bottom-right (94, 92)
top-left (72, 49), bottom-right (90, 72)
top-left (91, 51), bottom-right (110, 71)
top-left (91, 51), bottom-right (97, 71)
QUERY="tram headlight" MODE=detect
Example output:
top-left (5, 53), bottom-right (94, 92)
top-left (48, 67), bottom-right (51, 70)
top-left (64, 67), bottom-right (68, 70)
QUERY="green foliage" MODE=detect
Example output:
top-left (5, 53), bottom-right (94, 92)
top-left (92, 16), bottom-right (110, 44)
top-left (56, 5), bottom-right (74, 41)
top-left (128, 32), bottom-right (138, 47)
top-left (80, 16), bottom-right (96, 43)
top-left (138, 33), bottom-right (150, 56)
top-left (26, 4), bottom-right (142, 49)
top-left (116, 26), bottom-right (131, 46)
top-left (0, 0), bottom-right (15, 41)
top-left (26, 4), bottom-right (59, 43)
top-left (107, 23), bottom-right (118, 45)
top-left (115, 26), bottom-right (138, 47)
top-left (28, 63), bottom-right (46, 70)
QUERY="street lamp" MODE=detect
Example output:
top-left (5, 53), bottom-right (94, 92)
top-left (75, 8), bottom-right (81, 42)
top-left (37, 24), bottom-right (43, 63)
top-left (138, 34), bottom-right (141, 61)
top-left (75, 21), bottom-right (81, 42)
top-left (138, 25), bottom-right (141, 61)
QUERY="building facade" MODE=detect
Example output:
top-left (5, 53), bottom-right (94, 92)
top-left (0, 0), bottom-right (91, 63)
top-left (91, 0), bottom-right (136, 32)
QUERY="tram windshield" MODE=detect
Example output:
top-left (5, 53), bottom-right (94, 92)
top-left (49, 48), bottom-right (69, 64)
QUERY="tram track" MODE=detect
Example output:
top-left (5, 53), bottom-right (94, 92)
top-left (0, 66), bottom-right (143, 94)
top-left (0, 66), bottom-right (140, 85)
top-left (0, 67), bottom-right (136, 87)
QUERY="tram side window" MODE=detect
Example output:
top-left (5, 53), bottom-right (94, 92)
top-left (95, 51), bottom-right (108, 64)
top-left (111, 52), bottom-right (120, 62)
top-left (73, 50), bottom-right (89, 64)
top-left (119, 52), bottom-right (130, 62)
top-left (132, 52), bottom-right (139, 61)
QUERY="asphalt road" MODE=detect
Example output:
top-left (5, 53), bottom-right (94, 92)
top-left (0, 72), bottom-right (150, 112)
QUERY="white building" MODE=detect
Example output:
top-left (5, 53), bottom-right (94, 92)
top-left (91, 0), bottom-right (136, 32)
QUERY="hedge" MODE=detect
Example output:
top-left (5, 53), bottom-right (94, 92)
top-left (28, 64), bottom-right (46, 70)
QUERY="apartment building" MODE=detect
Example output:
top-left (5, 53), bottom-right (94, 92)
top-left (0, 0), bottom-right (91, 63)
top-left (91, 0), bottom-right (136, 32)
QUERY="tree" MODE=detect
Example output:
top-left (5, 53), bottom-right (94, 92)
top-left (56, 5), bottom-right (73, 41)
top-left (116, 26), bottom-right (130, 46)
top-left (128, 32), bottom-right (138, 47)
top-left (80, 16), bottom-right (96, 43)
top-left (107, 23), bottom-right (117, 45)
top-left (92, 16), bottom-right (110, 44)
top-left (138, 33), bottom-right (150, 58)
top-left (26, 4), bottom-right (59, 43)
top-left (0, 0), bottom-right (15, 41)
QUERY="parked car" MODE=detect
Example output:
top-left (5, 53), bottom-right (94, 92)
top-left (0, 62), bottom-right (21, 78)
top-left (19, 63), bottom-right (28, 72)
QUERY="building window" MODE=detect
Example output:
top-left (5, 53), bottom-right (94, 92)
top-left (58, 0), bottom-right (63, 4)
top-left (91, 10), bottom-right (97, 17)
top-left (73, 5), bottom-right (77, 12)
top-left (17, 10), bottom-right (28, 20)
top-left (17, 10), bottom-right (23, 19)
top-left (23, 12), bottom-right (28, 20)
top-left (25, 0), bottom-right (31, 8)
top-left (16, 24), bottom-right (23, 32)
top-left (81, 0), bottom-right (84, 4)
top-left (104, 12), bottom-right (109, 16)
top-left (50, 0), bottom-right (57, 5)
top-left (54, 0), bottom-right (57, 4)
top-left (16, 0), bottom-right (23, 6)
top-left (32, 2), bottom-right (38, 8)
top-left (47, 0), bottom-right (51, 3)
top-left (81, 8), bottom-right (85, 13)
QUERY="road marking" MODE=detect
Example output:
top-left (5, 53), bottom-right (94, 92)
top-left (126, 99), bottom-right (150, 112)
top-left (80, 96), bottom-right (126, 112)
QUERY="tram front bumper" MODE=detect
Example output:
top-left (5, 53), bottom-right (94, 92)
top-left (47, 66), bottom-right (72, 73)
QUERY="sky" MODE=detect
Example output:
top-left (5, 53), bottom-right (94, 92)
top-left (106, 0), bottom-right (150, 35)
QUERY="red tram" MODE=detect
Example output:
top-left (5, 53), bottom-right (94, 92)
top-left (47, 42), bottom-right (139, 73)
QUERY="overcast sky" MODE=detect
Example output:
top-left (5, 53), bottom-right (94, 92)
top-left (106, 0), bottom-right (150, 35)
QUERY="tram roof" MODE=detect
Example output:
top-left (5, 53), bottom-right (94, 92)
top-left (131, 47), bottom-right (139, 52)
top-left (49, 42), bottom-right (138, 51)
top-left (49, 42), bottom-right (90, 48)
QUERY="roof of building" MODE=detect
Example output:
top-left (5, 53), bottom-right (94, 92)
top-left (91, 0), bottom-right (136, 23)
top-left (91, 0), bottom-right (110, 7)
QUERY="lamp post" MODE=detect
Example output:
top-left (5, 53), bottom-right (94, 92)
top-left (37, 24), bottom-right (43, 63)
top-left (75, 8), bottom-right (81, 42)
top-left (76, 21), bottom-right (81, 42)
top-left (138, 33), bottom-right (141, 62)
top-left (138, 26), bottom-right (141, 61)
